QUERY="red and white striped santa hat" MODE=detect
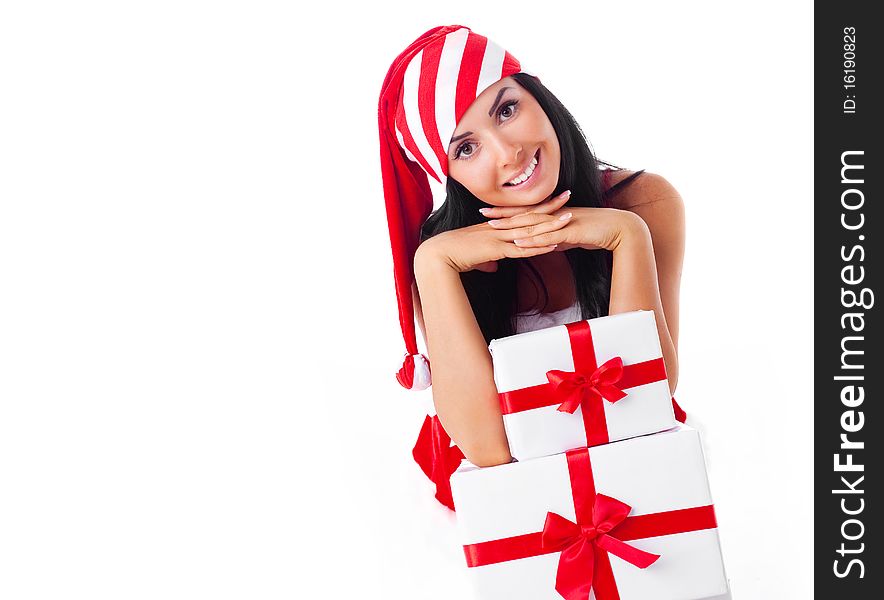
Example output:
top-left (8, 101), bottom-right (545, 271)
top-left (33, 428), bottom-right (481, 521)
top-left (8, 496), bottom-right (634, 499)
top-left (378, 25), bottom-right (531, 390)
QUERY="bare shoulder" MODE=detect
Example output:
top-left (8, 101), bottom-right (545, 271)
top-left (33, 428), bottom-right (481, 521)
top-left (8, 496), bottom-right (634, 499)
top-left (609, 171), bottom-right (684, 211)
top-left (610, 172), bottom-right (685, 248)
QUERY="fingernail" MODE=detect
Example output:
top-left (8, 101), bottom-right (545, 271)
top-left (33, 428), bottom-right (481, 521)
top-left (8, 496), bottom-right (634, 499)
top-left (559, 212), bottom-right (572, 221)
top-left (559, 190), bottom-right (571, 198)
top-left (479, 208), bottom-right (491, 215)
top-left (488, 219), bottom-right (501, 226)
top-left (514, 239), bottom-right (525, 245)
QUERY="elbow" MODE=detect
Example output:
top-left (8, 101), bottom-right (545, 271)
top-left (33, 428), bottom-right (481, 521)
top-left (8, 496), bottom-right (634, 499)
top-left (668, 372), bottom-right (678, 397)
top-left (461, 442), bottom-right (513, 468)
top-left (433, 382), bottom-right (513, 468)
top-left (448, 424), bottom-right (512, 467)
top-left (667, 359), bottom-right (679, 396)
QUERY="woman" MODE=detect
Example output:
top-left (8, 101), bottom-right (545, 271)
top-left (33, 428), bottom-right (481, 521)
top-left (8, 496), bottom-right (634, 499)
top-left (378, 25), bottom-right (685, 509)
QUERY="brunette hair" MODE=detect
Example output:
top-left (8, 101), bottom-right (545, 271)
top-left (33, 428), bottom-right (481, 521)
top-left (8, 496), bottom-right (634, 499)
top-left (420, 72), bottom-right (619, 344)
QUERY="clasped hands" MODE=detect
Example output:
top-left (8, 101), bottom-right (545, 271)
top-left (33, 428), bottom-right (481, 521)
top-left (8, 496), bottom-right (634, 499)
top-left (416, 189), bottom-right (642, 275)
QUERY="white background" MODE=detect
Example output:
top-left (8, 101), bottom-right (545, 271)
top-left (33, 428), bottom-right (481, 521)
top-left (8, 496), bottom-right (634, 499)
top-left (0, 1), bottom-right (812, 598)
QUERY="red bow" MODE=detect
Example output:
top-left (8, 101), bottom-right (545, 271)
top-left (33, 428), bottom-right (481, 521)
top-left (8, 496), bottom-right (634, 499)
top-left (541, 494), bottom-right (660, 600)
top-left (498, 321), bottom-right (670, 447)
top-left (412, 414), bottom-right (464, 510)
top-left (547, 356), bottom-right (628, 414)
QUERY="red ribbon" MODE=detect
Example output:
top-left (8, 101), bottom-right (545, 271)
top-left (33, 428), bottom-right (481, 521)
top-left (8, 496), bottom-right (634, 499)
top-left (499, 321), bottom-right (668, 446)
top-left (412, 414), bottom-right (464, 511)
top-left (547, 356), bottom-right (629, 414)
top-left (462, 448), bottom-right (717, 600)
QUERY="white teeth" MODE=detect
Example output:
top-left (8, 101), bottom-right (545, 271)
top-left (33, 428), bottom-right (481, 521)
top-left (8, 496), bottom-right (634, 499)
top-left (508, 155), bottom-right (538, 186)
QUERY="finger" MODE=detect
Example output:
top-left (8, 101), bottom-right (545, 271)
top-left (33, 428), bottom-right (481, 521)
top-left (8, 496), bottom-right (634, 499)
top-left (487, 210), bottom-right (556, 231)
top-left (503, 243), bottom-right (559, 259)
top-left (488, 203), bottom-right (576, 230)
top-left (499, 212), bottom-right (573, 241)
top-left (513, 228), bottom-right (567, 248)
top-left (480, 190), bottom-right (571, 218)
top-left (528, 190), bottom-right (573, 215)
top-left (479, 204), bottom-right (532, 219)
top-left (481, 189), bottom-right (570, 219)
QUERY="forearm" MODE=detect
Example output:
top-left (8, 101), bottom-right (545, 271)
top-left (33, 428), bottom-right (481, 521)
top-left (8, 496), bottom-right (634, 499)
top-left (608, 216), bottom-right (679, 393)
top-left (413, 250), bottom-right (512, 466)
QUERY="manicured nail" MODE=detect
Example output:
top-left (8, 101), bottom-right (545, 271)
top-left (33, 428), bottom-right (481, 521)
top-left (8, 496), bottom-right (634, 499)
top-left (559, 190), bottom-right (572, 198)
top-left (514, 239), bottom-right (525, 245)
top-left (488, 219), bottom-right (501, 226)
top-left (559, 212), bottom-right (572, 221)
top-left (479, 208), bottom-right (491, 215)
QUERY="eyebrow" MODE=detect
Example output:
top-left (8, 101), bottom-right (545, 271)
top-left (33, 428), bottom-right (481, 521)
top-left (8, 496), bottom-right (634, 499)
top-left (488, 87), bottom-right (513, 116)
top-left (448, 86), bottom-right (516, 150)
top-left (449, 131), bottom-right (473, 145)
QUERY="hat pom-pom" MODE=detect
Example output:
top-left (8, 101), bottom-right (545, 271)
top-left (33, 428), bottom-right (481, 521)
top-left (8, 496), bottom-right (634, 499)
top-left (397, 353), bottom-right (432, 390)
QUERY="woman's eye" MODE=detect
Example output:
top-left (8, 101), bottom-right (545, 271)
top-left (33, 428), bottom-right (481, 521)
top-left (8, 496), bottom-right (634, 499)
top-left (455, 142), bottom-right (476, 160)
top-left (499, 100), bottom-right (518, 120)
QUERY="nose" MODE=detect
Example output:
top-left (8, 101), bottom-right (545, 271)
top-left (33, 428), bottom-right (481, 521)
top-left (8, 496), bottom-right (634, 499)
top-left (488, 133), bottom-right (523, 171)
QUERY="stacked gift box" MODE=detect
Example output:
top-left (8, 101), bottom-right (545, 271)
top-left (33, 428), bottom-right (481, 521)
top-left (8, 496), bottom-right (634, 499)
top-left (449, 310), bottom-right (731, 600)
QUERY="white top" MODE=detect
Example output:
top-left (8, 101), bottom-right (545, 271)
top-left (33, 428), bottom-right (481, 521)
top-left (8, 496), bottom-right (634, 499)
top-left (513, 301), bottom-right (581, 334)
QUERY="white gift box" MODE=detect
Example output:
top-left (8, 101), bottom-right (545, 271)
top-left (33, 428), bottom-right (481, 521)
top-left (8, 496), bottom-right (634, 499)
top-left (450, 427), bottom-right (729, 600)
top-left (490, 310), bottom-right (677, 461)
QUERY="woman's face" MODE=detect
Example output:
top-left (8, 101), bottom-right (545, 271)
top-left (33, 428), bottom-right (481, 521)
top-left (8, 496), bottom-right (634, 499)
top-left (447, 76), bottom-right (561, 208)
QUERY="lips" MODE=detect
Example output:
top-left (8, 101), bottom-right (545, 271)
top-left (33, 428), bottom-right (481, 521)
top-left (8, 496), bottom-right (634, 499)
top-left (504, 149), bottom-right (541, 189)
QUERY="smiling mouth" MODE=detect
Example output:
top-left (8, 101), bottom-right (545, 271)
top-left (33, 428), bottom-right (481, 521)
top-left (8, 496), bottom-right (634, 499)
top-left (503, 149), bottom-right (540, 188)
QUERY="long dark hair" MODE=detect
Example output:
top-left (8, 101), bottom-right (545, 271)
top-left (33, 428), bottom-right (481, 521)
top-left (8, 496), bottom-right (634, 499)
top-left (420, 72), bottom-right (616, 344)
